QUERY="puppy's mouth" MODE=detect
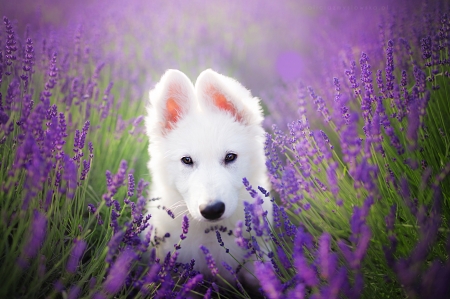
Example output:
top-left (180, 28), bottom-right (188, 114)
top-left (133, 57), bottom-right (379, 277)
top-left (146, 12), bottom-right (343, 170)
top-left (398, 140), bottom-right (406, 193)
top-left (202, 217), bottom-right (224, 223)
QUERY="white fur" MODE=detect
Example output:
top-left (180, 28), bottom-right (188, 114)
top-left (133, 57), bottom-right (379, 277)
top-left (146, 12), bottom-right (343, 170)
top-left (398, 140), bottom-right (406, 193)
top-left (145, 69), bottom-right (271, 286)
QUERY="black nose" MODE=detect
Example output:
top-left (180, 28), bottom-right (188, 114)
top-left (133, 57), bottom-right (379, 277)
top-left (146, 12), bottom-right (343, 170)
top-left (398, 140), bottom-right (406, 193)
top-left (199, 201), bottom-right (225, 220)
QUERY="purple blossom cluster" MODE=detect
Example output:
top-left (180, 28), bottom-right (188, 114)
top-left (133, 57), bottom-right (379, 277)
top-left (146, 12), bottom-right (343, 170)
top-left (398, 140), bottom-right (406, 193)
top-left (259, 2), bottom-right (450, 298)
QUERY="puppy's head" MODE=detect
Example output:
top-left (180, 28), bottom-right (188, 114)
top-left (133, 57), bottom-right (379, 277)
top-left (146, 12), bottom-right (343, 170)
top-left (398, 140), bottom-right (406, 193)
top-left (146, 69), bottom-right (265, 222)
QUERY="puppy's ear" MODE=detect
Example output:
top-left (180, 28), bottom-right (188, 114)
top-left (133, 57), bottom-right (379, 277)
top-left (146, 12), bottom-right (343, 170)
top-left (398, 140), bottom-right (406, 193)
top-left (146, 70), bottom-right (195, 136)
top-left (195, 69), bottom-right (263, 126)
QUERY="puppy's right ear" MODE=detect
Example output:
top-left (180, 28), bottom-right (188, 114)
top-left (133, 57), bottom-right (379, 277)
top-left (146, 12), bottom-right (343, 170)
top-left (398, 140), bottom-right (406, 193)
top-left (146, 70), bottom-right (195, 136)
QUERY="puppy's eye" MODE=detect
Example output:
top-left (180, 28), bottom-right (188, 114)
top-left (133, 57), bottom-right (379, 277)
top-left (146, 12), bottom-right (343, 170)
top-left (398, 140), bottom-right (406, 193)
top-left (224, 153), bottom-right (237, 163)
top-left (181, 156), bottom-right (193, 165)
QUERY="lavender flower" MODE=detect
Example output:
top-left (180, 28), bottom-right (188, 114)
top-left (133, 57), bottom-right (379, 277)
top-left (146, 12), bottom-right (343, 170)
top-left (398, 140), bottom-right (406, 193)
top-left (102, 160), bottom-right (128, 206)
top-left (317, 233), bottom-right (338, 280)
top-left (175, 273), bottom-right (203, 298)
top-left (43, 52), bottom-right (58, 100)
top-left (127, 173), bottom-right (135, 197)
top-left (294, 251), bottom-right (318, 287)
top-left (385, 40), bottom-right (395, 93)
top-left (178, 214), bottom-right (189, 241)
top-left (17, 210), bottom-right (47, 268)
top-left (254, 261), bottom-right (283, 299)
top-left (234, 220), bottom-right (248, 249)
top-left (421, 36), bottom-right (432, 59)
top-left (67, 285), bottom-right (81, 299)
top-left (66, 239), bottom-right (87, 273)
top-left (200, 245), bottom-right (218, 276)
top-left (105, 231), bottom-right (125, 265)
top-left (103, 247), bottom-right (136, 294)
top-left (3, 17), bottom-right (17, 73)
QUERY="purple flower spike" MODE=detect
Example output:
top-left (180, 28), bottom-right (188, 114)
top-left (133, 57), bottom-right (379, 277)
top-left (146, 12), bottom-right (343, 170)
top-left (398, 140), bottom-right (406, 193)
top-left (66, 239), bottom-right (87, 273)
top-left (385, 40), bottom-right (395, 93)
top-left (176, 273), bottom-right (203, 298)
top-left (234, 220), bottom-right (248, 249)
top-left (200, 245), bottom-right (218, 276)
top-left (203, 287), bottom-right (212, 299)
top-left (67, 285), bottom-right (81, 299)
top-left (254, 261), bottom-right (283, 299)
top-left (103, 247), bottom-right (136, 294)
top-left (79, 120), bottom-right (90, 149)
top-left (286, 282), bottom-right (306, 299)
top-left (294, 252), bottom-right (318, 287)
top-left (421, 36), bottom-right (432, 59)
top-left (318, 233), bottom-right (336, 280)
top-left (80, 159), bottom-right (91, 181)
top-left (127, 173), bottom-right (135, 197)
top-left (3, 17), bottom-right (18, 72)
top-left (182, 215), bottom-right (189, 235)
top-left (18, 210), bottom-right (47, 268)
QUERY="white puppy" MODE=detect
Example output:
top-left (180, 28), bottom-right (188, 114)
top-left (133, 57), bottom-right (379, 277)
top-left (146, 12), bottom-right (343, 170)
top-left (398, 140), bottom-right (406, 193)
top-left (145, 69), bottom-right (271, 287)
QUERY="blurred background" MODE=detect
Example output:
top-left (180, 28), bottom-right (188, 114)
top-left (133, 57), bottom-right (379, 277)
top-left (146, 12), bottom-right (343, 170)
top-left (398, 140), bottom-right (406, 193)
top-left (1, 0), bottom-right (424, 193)
top-left (2, 0), bottom-right (400, 101)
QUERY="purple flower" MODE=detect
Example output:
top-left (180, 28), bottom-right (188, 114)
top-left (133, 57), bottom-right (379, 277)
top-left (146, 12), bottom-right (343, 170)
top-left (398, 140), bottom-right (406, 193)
top-left (376, 69), bottom-right (385, 94)
top-left (286, 282), bottom-right (306, 299)
top-left (92, 292), bottom-right (107, 299)
top-left (317, 233), bottom-right (337, 280)
top-left (18, 134), bottom-right (50, 210)
top-left (413, 65), bottom-right (427, 94)
top-left (67, 285), bottom-right (81, 299)
top-left (181, 214), bottom-right (189, 238)
top-left (3, 17), bottom-right (17, 72)
top-left (103, 247), bottom-right (136, 294)
top-left (73, 130), bottom-right (80, 152)
top-left (136, 178), bottom-right (149, 197)
top-left (200, 245), bottom-right (218, 276)
top-left (254, 261), bottom-right (283, 299)
top-left (175, 273), bottom-right (203, 298)
top-left (385, 40), bottom-right (395, 93)
top-left (102, 160), bottom-right (128, 206)
top-left (66, 239), bottom-right (87, 273)
top-left (18, 210), bottom-right (47, 268)
top-left (421, 36), bottom-right (432, 59)
top-left (43, 52), bottom-right (58, 99)
top-left (140, 263), bottom-right (160, 295)
top-left (79, 159), bottom-right (91, 181)
top-left (203, 287), bottom-right (212, 299)
top-left (54, 279), bottom-right (64, 292)
top-left (294, 251), bottom-right (318, 287)
top-left (320, 267), bottom-right (348, 299)
top-left (345, 61), bottom-right (361, 96)
top-left (79, 120), bottom-right (90, 149)
top-left (234, 220), bottom-right (248, 249)
top-left (21, 37), bottom-right (35, 89)
top-left (88, 141), bottom-right (94, 158)
top-left (127, 173), bottom-right (135, 197)
top-left (276, 245), bottom-right (291, 269)
top-left (106, 231), bottom-right (125, 265)
top-left (353, 225), bottom-right (371, 267)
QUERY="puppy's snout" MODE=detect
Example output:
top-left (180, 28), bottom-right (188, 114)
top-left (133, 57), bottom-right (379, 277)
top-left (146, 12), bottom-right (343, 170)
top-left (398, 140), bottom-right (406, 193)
top-left (199, 201), bottom-right (225, 220)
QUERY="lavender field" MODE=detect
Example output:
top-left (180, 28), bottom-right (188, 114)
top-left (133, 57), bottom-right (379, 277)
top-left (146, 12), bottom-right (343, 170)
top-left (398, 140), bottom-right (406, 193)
top-left (1, 0), bottom-right (449, 298)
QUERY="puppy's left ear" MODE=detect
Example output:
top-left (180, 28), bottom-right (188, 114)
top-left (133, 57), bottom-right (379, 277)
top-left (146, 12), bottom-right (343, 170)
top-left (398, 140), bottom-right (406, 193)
top-left (195, 69), bottom-right (263, 126)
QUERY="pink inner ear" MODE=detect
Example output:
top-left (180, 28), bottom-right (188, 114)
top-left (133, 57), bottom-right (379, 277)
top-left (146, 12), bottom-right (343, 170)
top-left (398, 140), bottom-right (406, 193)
top-left (165, 97), bottom-right (180, 130)
top-left (207, 86), bottom-right (242, 122)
